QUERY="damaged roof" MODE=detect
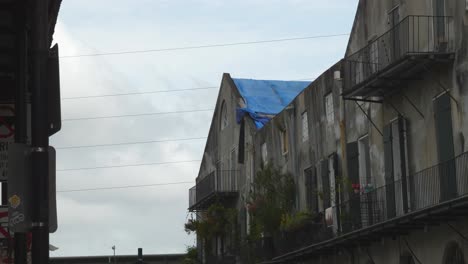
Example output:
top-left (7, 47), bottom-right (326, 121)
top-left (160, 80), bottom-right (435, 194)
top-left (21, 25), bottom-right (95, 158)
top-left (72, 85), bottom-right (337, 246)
top-left (233, 78), bottom-right (310, 129)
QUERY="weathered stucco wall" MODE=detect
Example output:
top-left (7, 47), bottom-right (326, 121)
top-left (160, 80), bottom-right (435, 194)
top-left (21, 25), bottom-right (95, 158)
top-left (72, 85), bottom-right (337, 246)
top-left (296, 217), bottom-right (468, 264)
top-left (247, 0), bottom-right (468, 263)
top-left (193, 1), bottom-right (468, 263)
top-left (195, 73), bottom-right (256, 259)
top-left (253, 62), bottom-right (343, 212)
top-left (345, 0), bottom-right (468, 187)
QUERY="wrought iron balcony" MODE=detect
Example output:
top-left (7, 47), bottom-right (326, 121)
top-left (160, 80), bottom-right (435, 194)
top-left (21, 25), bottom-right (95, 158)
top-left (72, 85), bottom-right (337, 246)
top-left (188, 170), bottom-right (239, 211)
top-left (343, 15), bottom-right (454, 98)
top-left (269, 152), bottom-right (468, 262)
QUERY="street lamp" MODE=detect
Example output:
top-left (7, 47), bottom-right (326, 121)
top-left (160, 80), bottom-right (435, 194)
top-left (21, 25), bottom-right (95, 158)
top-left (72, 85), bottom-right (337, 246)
top-left (112, 246), bottom-right (116, 264)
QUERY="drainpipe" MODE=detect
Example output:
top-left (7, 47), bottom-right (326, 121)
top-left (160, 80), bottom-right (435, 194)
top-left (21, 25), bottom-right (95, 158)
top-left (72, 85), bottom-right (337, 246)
top-left (335, 68), bottom-right (348, 232)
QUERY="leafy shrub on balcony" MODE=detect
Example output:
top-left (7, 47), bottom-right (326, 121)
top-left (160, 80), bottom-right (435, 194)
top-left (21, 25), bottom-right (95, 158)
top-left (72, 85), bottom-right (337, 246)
top-left (182, 246), bottom-right (199, 264)
top-left (247, 164), bottom-right (295, 240)
top-left (184, 203), bottom-right (238, 240)
top-left (280, 211), bottom-right (316, 232)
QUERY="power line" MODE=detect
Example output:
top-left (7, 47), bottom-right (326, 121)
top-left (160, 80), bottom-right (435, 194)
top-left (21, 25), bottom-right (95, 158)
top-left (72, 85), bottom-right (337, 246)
top-left (61, 77), bottom-right (316, 101)
top-left (62, 108), bottom-right (214, 122)
top-left (57, 160), bottom-right (202, 171)
top-left (60, 34), bottom-right (350, 58)
top-left (57, 181), bottom-right (194, 193)
top-left (61, 86), bottom-right (218, 100)
top-left (55, 136), bottom-right (207, 150)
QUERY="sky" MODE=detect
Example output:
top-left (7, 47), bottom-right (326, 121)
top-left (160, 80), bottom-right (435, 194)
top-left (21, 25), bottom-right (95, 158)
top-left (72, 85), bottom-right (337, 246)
top-left (49, 0), bottom-right (359, 257)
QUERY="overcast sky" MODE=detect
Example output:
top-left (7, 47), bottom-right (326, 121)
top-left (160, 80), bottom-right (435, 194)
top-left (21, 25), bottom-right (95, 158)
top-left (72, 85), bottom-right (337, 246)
top-left (49, 0), bottom-right (359, 257)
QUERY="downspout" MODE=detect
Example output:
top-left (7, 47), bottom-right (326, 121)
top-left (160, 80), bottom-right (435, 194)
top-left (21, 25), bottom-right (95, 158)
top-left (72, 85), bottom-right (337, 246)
top-left (336, 68), bottom-right (348, 233)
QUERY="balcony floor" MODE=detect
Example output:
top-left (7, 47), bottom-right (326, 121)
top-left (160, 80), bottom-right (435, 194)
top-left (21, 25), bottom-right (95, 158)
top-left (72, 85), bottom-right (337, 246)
top-left (266, 195), bottom-right (468, 263)
top-left (343, 53), bottom-right (455, 99)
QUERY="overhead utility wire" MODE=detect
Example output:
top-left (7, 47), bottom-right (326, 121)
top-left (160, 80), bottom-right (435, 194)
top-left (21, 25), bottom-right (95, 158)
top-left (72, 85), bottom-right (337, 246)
top-left (61, 76), bottom-right (317, 101)
top-left (62, 108), bottom-right (214, 122)
top-left (61, 86), bottom-right (218, 100)
top-left (57, 181), bottom-right (193, 193)
top-left (60, 75), bottom-right (315, 122)
top-left (57, 159), bottom-right (202, 172)
top-left (61, 34), bottom-right (350, 58)
top-left (55, 136), bottom-right (207, 150)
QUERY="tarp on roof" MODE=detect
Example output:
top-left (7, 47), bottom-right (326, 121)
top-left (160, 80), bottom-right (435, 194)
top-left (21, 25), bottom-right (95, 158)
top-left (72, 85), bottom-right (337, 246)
top-left (233, 78), bottom-right (310, 129)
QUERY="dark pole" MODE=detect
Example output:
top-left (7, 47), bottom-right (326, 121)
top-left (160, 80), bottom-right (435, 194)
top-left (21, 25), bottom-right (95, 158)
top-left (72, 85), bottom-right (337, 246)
top-left (31, 1), bottom-right (49, 264)
top-left (112, 246), bottom-right (116, 264)
top-left (137, 248), bottom-right (143, 264)
top-left (13, 0), bottom-right (28, 263)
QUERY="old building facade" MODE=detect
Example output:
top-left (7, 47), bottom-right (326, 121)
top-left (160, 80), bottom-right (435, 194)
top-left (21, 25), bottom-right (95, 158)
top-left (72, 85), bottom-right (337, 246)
top-left (187, 74), bottom-right (310, 263)
top-left (188, 0), bottom-right (468, 263)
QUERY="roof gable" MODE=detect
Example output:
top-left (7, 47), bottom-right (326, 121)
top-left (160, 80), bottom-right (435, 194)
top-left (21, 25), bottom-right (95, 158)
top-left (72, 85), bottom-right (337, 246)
top-left (233, 78), bottom-right (310, 129)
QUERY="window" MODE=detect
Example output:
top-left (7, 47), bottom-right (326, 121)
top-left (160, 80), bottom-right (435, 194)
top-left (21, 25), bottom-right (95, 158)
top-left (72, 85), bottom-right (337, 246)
top-left (388, 6), bottom-right (401, 61)
top-left (434, 93), bottom-right (456, 202)
top-left (261, 143), bottom-right (268, 164)
top-left (358, 135), bottom-right (374, 227)
top-left (220, 101), bottom-right (228, 130)
top-left (325, 93), bottom-right (334, 124)
top-left (280, 130), bottom-right (289, 155)
top-left (301, 112), bottom-right (309, 142)
top-left (229, 149), bottom-right (237, 188)
top-left (434, 0), bottom-right (447, 49)
top-left (368, 37), bottom-right (379, 74)
top-left (384, 117), bottom-right (410, 217)
top-left (319, 159), bottom-right (331, 209)
top-left (358, 135), bottom-right (372, 186)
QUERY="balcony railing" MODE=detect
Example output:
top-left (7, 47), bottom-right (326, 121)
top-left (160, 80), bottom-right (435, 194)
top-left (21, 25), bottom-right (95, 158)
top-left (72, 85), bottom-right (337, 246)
top-left (269, 152), bottom-right (468, 262)
top-left (343, 15), bottom-right (454, 97)
top-left (188, 170), bottom-right (239, 211)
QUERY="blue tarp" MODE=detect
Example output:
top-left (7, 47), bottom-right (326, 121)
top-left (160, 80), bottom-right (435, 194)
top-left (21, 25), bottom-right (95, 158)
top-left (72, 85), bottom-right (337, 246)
top-left (233, 78), bottom-right (310, 129)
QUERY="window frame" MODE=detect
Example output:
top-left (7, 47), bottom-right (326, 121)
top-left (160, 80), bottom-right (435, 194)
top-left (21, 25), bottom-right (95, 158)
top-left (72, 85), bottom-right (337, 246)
top-left (261, 142), bottom-right (268, 164)
top-left (301, 111), bottom-right (309, 143)
top-left (220, 101), bottom-right (228, 130)
top-left (325, 93), bottom-right (335, 125)
top-left (280, 129), bottom-right (289, 155)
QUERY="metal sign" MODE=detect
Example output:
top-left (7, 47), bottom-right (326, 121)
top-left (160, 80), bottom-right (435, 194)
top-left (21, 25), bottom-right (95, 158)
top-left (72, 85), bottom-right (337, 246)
top-left (7, 145), bottom-right (57, 233)
top-left (0, 105), bottom-right (14, 181)
top-left (49, 146), bottom-right (57, 233)
top-left (7, 143), bottom-right (31, 233)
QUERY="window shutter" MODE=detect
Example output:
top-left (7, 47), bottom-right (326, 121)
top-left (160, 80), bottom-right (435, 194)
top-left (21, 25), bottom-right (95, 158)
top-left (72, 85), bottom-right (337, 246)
top-left (434, 93), bottom-right (457, 201)
top-left (238, 119), bottom-right (245, 164)
top-left (347, 142), bottom-right (359, 184)
top-left (305, 168), bottom-right (318, 214)
top-left (330, 153), bottom-right (339, 205)
top-left (384, 124), bottom-right (396, 218)
top-left (397, 116), bottom-right (409, 213)
top-left (346, 142), bottom-right (361, 229)
top-left (321, 159), bottom-right (331, 209)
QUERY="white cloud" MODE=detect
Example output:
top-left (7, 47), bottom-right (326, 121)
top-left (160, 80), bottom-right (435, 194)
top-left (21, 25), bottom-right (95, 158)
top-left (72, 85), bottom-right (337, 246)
top-left (49, 0), bottom-right (358, 257)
